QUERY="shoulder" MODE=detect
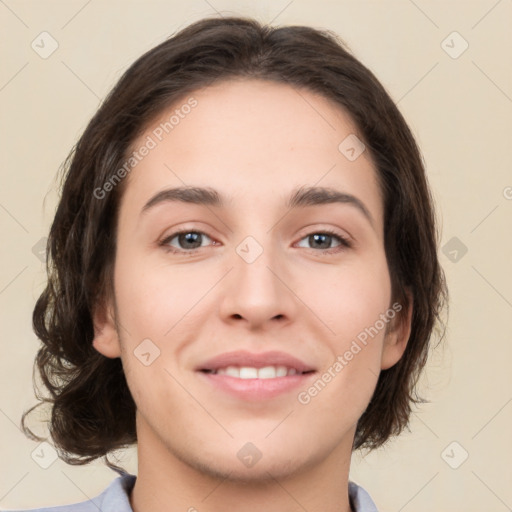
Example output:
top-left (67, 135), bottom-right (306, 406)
top-left (3, 474), bottom-right (375, 512)
top-left (348, 480), bottom-right (379, 512)
top-left (1, 473), bottom-right (136, 512)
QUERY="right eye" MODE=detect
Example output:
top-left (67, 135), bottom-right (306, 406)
top-left (159, 230), bottom-right (218, 254)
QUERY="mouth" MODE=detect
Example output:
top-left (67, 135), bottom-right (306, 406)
top-left (196, 350), bottom-right (317, 400)
top-left (200, 366), bottom-right (314, 379)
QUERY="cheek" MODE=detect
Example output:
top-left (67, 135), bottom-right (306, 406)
top-left (301, 255), bottom-right (391, 394)
top-left (113, 250), bottom-right (205, 341)
top-left (114, 238), bottom-right (392, 352)
top-left (306, 254), bottom-right (392, 342)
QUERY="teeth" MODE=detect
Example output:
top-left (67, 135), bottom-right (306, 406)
top-left (239, 367), bottom-right (258, 379)
top-left (276, 366), bottom-right (288, 377)
top-left (211, 365), bottom-right (302, 379)
top-left (225, 366), bottom-right (240, 378)
top-left (258, 366), bottom-right (278, 379)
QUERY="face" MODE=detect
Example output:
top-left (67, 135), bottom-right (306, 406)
top-left (93, 78), bottom-right (411, 481)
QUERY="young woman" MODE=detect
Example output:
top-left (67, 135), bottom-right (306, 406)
top-left (15, 16), bottom-right (447, 512)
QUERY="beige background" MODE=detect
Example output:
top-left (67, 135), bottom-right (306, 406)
top-left (1, 1), bottom-right (511, 511)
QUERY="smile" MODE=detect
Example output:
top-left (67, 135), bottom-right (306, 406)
top-left (202, 365), bottom-right (312, 379)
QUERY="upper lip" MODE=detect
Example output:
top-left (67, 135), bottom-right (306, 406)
top-left (197, 350), bottom-right (316, 373)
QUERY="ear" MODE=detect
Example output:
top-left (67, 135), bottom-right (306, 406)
top-left (91, 295), bottom-right (122, 359)
top-left (380, 291), bottom-right (413, 370)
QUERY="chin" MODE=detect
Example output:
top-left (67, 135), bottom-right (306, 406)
top-left (171, 438), bottom-right (318, 484)
top-left (192, 453), bottom-right (310, 484)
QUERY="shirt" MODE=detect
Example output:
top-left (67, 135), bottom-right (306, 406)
top-left (2, 473), bottom-right (379, 512)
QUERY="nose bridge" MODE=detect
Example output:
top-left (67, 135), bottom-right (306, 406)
top-left (234, 231), bottom-right (282, 298)
top-left (232, 209), bottom-right (279, 282)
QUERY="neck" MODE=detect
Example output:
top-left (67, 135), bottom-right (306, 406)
top-left (129, 416), bottom-right (355, 512)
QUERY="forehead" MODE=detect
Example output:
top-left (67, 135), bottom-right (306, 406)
top-left (119, 78), bottom-right (383, 229)
top-left (147, 78), bottom-right (362, 156)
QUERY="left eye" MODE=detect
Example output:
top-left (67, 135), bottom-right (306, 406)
top-left (295, 231), bottom-right (351, 251)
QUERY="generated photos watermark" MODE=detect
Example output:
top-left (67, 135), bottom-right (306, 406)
top-left (93, 97), bottom-right (198, 200)
top-left (297, 302), bottom-right (402, 405)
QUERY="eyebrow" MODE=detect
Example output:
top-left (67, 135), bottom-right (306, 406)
top-left (141, 185), bottom-right (375, 228)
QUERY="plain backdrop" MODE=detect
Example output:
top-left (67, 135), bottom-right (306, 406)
top-left (1, 1), bottom-right (511, 511)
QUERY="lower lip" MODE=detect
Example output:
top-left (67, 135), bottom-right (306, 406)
top-left (197, 371), bottom-right (316, 400)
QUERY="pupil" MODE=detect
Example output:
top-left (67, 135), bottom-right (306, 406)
top-left (311, 234), bottom-right (330, 249)
top-left (181, 232), bottom-right (201, 248)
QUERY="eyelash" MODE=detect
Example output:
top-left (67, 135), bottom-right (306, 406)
top-left (159, 228), bottom-right (352, 256)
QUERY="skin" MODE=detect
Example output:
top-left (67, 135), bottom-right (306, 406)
top-left (93, 78), bottom-right (413, 512)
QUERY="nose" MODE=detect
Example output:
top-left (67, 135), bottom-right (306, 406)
top-left (218, 239), bottom-right (298, 331)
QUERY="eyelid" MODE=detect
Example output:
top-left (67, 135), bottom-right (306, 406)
top-left (294, 224), bottom-right (353, 243)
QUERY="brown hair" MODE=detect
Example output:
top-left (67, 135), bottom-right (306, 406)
top-left (22, 15), bottom-right (448, 469)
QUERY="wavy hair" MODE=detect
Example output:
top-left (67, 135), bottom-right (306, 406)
top-left (22, 15), bottom-right (448, 469)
